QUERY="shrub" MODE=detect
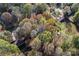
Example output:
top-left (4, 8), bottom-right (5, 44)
top-left (19, 22), bottom-right (32, 38)
top-left (43, 11), bottom-right (52, 20)
top-left (1, 12), bottom-right (18, 31)
top-left (65, 23), bottom-right (77, 35)
top-left (56, 22), bottom-right (66, 30)
top-left (29, 37), bottom-right (41, 50)
top-left (0, 24), bottom-right (3, 31)
top-left (0, 4), bottom-right (8, 15)
top-left (23, 4), bottom-right (32, 18)
top-left (44, 42), bottom-right (54, 55)
top-left (34, 4), bottom-right (48, 14)
top-left (30, 30), bottom-right (38, 38)
top-left (0, 31), bottom-right (13, 43)
top-left (54, 8), bottom-right (63, 18)
top-left (55, 47), bottom-right (63, 56)
top-left (36, 14), bottom-right (43, 20)
top-left (43, 11), bottom-right (50, 17)
top-left (39, 16), bottom-right (47, 24)
top-left (71, 4), bottom-right (79, 15)
top-left (36, 24), bottom-right (46, 33)
top-left (1, 12), bottom-right (12, 30)
top-left (61, 39), bottom-right (71, 51)
top-left (1, 12), bottom-right (12, 22)
top-left (73, 36), bottom-right (79, 49)
top-left (38, 31), bottom-right (52, 43)
top-left (19, 18), bottom-right (30, 26)
top-left (73, 10), bottom-right (79, 22)
top-left (0, 39), bottom-right (21, 55)
top-left (27, 50), bottom-right (42, 56)
top-left (47, 18), bottom-right (56, 25)
top-left (68, 48), bottom-right (77, 55)
top-left (10, 6), bottom-right (23, 21)
top-left (53, 34), bottom-right (64, 47)
top-left (62, 51), bottom-right (71, 56)
top-left (21, 22), bottom-right (32, 35)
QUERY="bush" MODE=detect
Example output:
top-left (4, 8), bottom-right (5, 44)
top-left (68, 48), bottom-right (77, 55)
top-left (0, 39), bottom-right (21, 56)
top-left (30, 30), bottom-right (38, 38)
top-left (38, 31), bottom-right (52, 43)
top-left (62, 51), bottom-right (71, 56)
top-left (43, 11), bottom-right (52, 20)
top-left (44, 42), bottom-right (54, 55)
top-left (18, 22), bottom-right (32, 38)
top-left (54, 8), bottom-right (63, 18)
top-left (29, 37), bottom-right (41, 50)
top-left (73, 36), bottom-right (79, 49)
top-left (55, 47), bottom-right (63, 56)
top-left (1, 12), bottom-right (18, 31)
top-left (27, 50), bottom-right (42, 56)
top-left (0, 31), bottom-right (13, 43)
top-left (21, 22), bottom-right (32, 35)
top-left (71, 4), bottom-right (79, 15)
top-left (19, 18), bottom-right (30, 26)
top-left (10, 6), bottom-right (23, 21)
top-left (61, 39), bottom-right (71, 51)
top-left (65, 23), bottom-right (77, 35)
top-left (73, 10), bottom-right (79, 22)
top-left (1, 12), bottom-right (13, 30)
top-left (39, 16), bottom-right (47, 24)
top-left (23, 4), bottom-right (32, 18)
top-left (0, 24), bottom-right (3, 31)
top-left (36, 24), bottom-right (46, 33)
top-left (47, 18), bottom-right (56, 25)
top-left (34, 4), bottom-right (48, 14)
top-left (0, 4), bottom-right (8, 15)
